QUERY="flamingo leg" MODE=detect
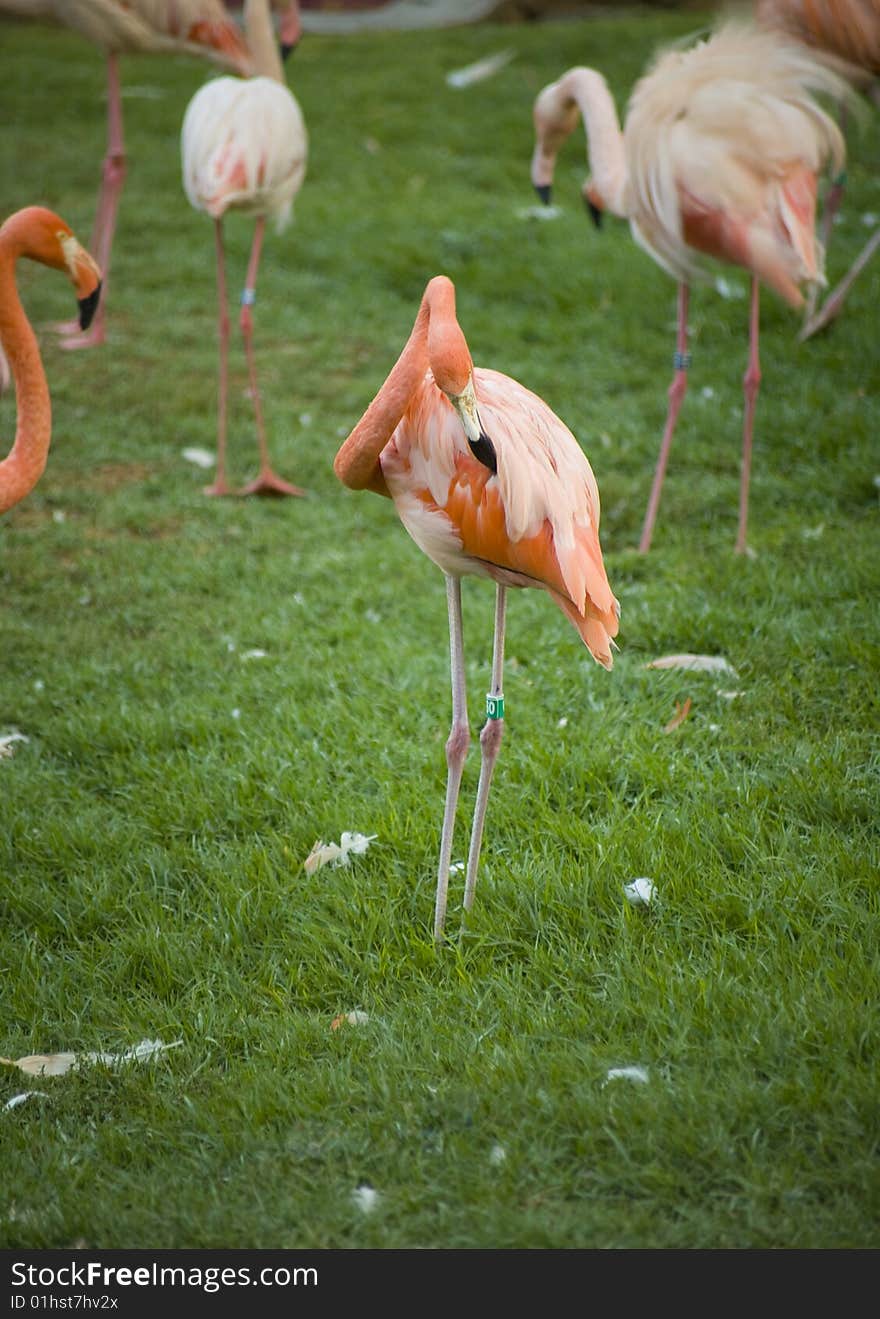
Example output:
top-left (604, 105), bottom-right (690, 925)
top-left (462, 584), bottom-right (506, 924)
top-left (639, 283), bottom-right (690, 553)
top-left (799, 226), bottom-right (880, 341)
top-left (59, 53), bottom-right (125, 351)
top-left (736, 277), bottom-right (762, 555)
top-left (434, 574), bottom-right (470, 943)
top-left (203, 220), bottom-right (232, 497)
top-left (237, 217), bottom-right (305, 497)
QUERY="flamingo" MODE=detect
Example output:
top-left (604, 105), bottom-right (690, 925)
top-left (0, 0), bottom-right (253, 351)
top-left (334, 275), bottom-right (620, 941)
top-left (531, 21), bottom-right (849, 554)
top-left (0, 207), bottom-right (102, 514)
top-left (756, 0), bottom-right (880, 338)
top-left (181, 0), bottom-right (307, 497)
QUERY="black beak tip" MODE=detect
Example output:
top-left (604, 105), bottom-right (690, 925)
top-left (533, 183), bottom-right (552, 207)
top-left (280, 40), bottom-right (297, 60)
top-left (78, 283), bottom-right (101, 331)
top-left (585, 198), bottom-right (603, 229)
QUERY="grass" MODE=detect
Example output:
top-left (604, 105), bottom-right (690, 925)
top-left (0, 4), bottom-right (878, 1251)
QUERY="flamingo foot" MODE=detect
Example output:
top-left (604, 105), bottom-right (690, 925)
top-left (59, 325), bottom-right (106, 352)
top-left (49, 317), bottom-right (84, 337)
top-left (237, 470), bottom-right (306, 497)
top-left (202, 480), bottom-right (235, 497)
top-left (798, 294), bottom-right (844, 342)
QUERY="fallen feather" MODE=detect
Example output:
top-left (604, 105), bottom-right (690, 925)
top-left (717, 689), bottom-right (744, 700)
top-left (181, 446), bottom-right (215, 469)
top-left (352, 1184), bottom-right (379, 1214)
top-left (516, 204), bottom-right (562, 221)
top-left (4, 1092), bottom-right (49, 1112)
top-left (0, 731), bottom-right (29, 761)
top-left (446, 49), bottom-right (514, 88)
top-left (304, 832), bottom-right (377, 874)
top-left (489, 1143), bottom-right (506, 1166)
top-left (647, 653), bottom-right (739, 677)
top-left (240, 648), bottom-right (268, 661)
top-left (802, 523), bottom-right (825, 540)
top-left (331, 1010), bottom-right (370, 1031)
top-left (623, 878), bottom-right (655, 907)
top-left (663, 696), bottom-right (692, 733)
top-left (604, 1066), bottom-right (650, 1086)
top-left (1, 1038), bottom-right (182, 1078)
top-left (557, 716), bottom-right (568, 729)
top-left (714, 275), bottom-right (746, 299)
top-left (449, 861), bottom-right (465, 875)
top-left (861, 212), bottom-right (878, 227)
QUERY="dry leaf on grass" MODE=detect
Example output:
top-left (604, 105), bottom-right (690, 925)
top-left (1, 1038), bottom-right (182, 1078)
top-left (0, 731), bottom-right (29, 761)
top-left (663, 697), bottom-right (692, 733)
top-left (647, 653), bottom-right (738, 677)
top-left (304, 832), bottom-right (377, 875)
top-left (331, 1010), bottom-right (370, 1031)
top-left (446, 49), bottom-right (514, 88)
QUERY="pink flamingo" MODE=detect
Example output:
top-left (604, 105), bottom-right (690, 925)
top-left (181, 0), bottom-right (307, 497)
top-left (757, 0), bottom-right (880, 338)
top-left (0, 0), bottom-right (253, 350)
top-left (0, 207), bottom-right (102, 514)
top-left (334, 275), bottom-right (619, 941)
top-left (531, 21), bottom-right (848, 553)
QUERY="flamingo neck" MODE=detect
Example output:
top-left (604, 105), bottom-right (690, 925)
top-left (244, 0), bottom-right (285, 83)
top-left (0, 240), bottom-right (51, 515)
top-left (561, 68), bottom-right (629, 217)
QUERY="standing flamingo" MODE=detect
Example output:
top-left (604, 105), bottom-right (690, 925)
top-left (0, 207), bottom-right (102, 514)
top-left (334, 275), bottom-right (620, 941)
top-left (181, 0), bottom-right (307, 497)
top-left (0, 0), bottom-right (253, 350)
top-left (757, 0), bottom-right (880, 338)
top-left (531, 21), bottom-right (849, 553)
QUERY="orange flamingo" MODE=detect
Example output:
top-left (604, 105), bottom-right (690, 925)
top-left (181, 0), bottom-right (307, 497)
top-left (0, 207), bottom-right (102, 514)
top-left (757, 0), bottom-right (880, 338)
top-left (531, 21), bottom-right (849, 553)
top-left (334, 275), bottom-right (619, 941)
top-left (0, 0), bottom-right (253, 350)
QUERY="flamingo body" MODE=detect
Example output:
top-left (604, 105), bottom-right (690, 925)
top-left (335, 276), bottom-right (618, 939)
top-left (0, 207), bottom-right (101, 514)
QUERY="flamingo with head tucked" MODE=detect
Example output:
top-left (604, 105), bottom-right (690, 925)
top-left (334, 275), bottom-right (619, 941)
top-left (531, 21), bottom-right (849, 553)
top-left (0, 207), bottom-right (101, 514)
top-left (181, 0), bottom-right (306, 497)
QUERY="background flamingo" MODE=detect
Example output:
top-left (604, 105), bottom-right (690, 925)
top-left (181, 0), bottom-right (307, 497)
top-left (0, 0), bottom-right (253, 350)
top-left (531, 21), bottom-right (849, 554)
top-left (756, 0), bottom-right (880, 337)
top-left (0, 207), bottom-right (102, 514)
top-left (334, 275), bottom-right (619, 941)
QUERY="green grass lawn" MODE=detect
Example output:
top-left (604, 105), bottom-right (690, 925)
top-left (1, 5), bottom-right (878, 1250)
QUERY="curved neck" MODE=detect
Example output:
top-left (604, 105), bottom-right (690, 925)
top-left (334, 278), bottom-right (468, 495)
top-left (539, 68), bottom-right (629, 216)
top-left (0, 241), bottom-right (51, 515)
top-left (244, 0), bottom-right (285, 83)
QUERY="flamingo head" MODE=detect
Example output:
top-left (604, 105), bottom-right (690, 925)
top-left (3, 208), bottom-right (102, 329)
top-left (275, 0), bottom-right (302, 58)
top-left (582, 180), bottom-right (605, 229)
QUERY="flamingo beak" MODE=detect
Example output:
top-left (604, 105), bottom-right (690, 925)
top-left (452, 378), bottom-right (497, 476)
top-left (78, 283), bottom-right (102, 330)
top-left (279, 1), bottom-right (301, 59)
top-left (585, 197), bottom-right (603, 229)
top-left (534, 183), bottom-right (552, 206)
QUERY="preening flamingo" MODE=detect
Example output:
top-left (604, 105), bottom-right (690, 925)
top-left (0, 207), bottom-right (102, 514)
top-left (0, 0), bottom-right (253, 351)
top-left (181, 0), bottom-right (307, 497)
top-left (334, 275), bottom-right (619, 941)
top-left (531, 21), bottom-right (849, 553)
top-left (757, 0), bottom-right (880, 338)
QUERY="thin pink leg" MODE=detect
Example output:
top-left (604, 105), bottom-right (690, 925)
top-left (59, 53), bottom-right (126, 350)
top-left (434, 575), bottom-right (470, 943)
top-left (736, 277), bottom-right (761, 555)
top-left (462, 584), bottom-right (506, 924)
top-left (800, 226), bottom-right (880, 341)
top-left (204, 221), bottom-right (233, 497)
top-left (237, 217), bottom-right (305, 497)
top-left (639, 284), bottom-right (690, 553)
